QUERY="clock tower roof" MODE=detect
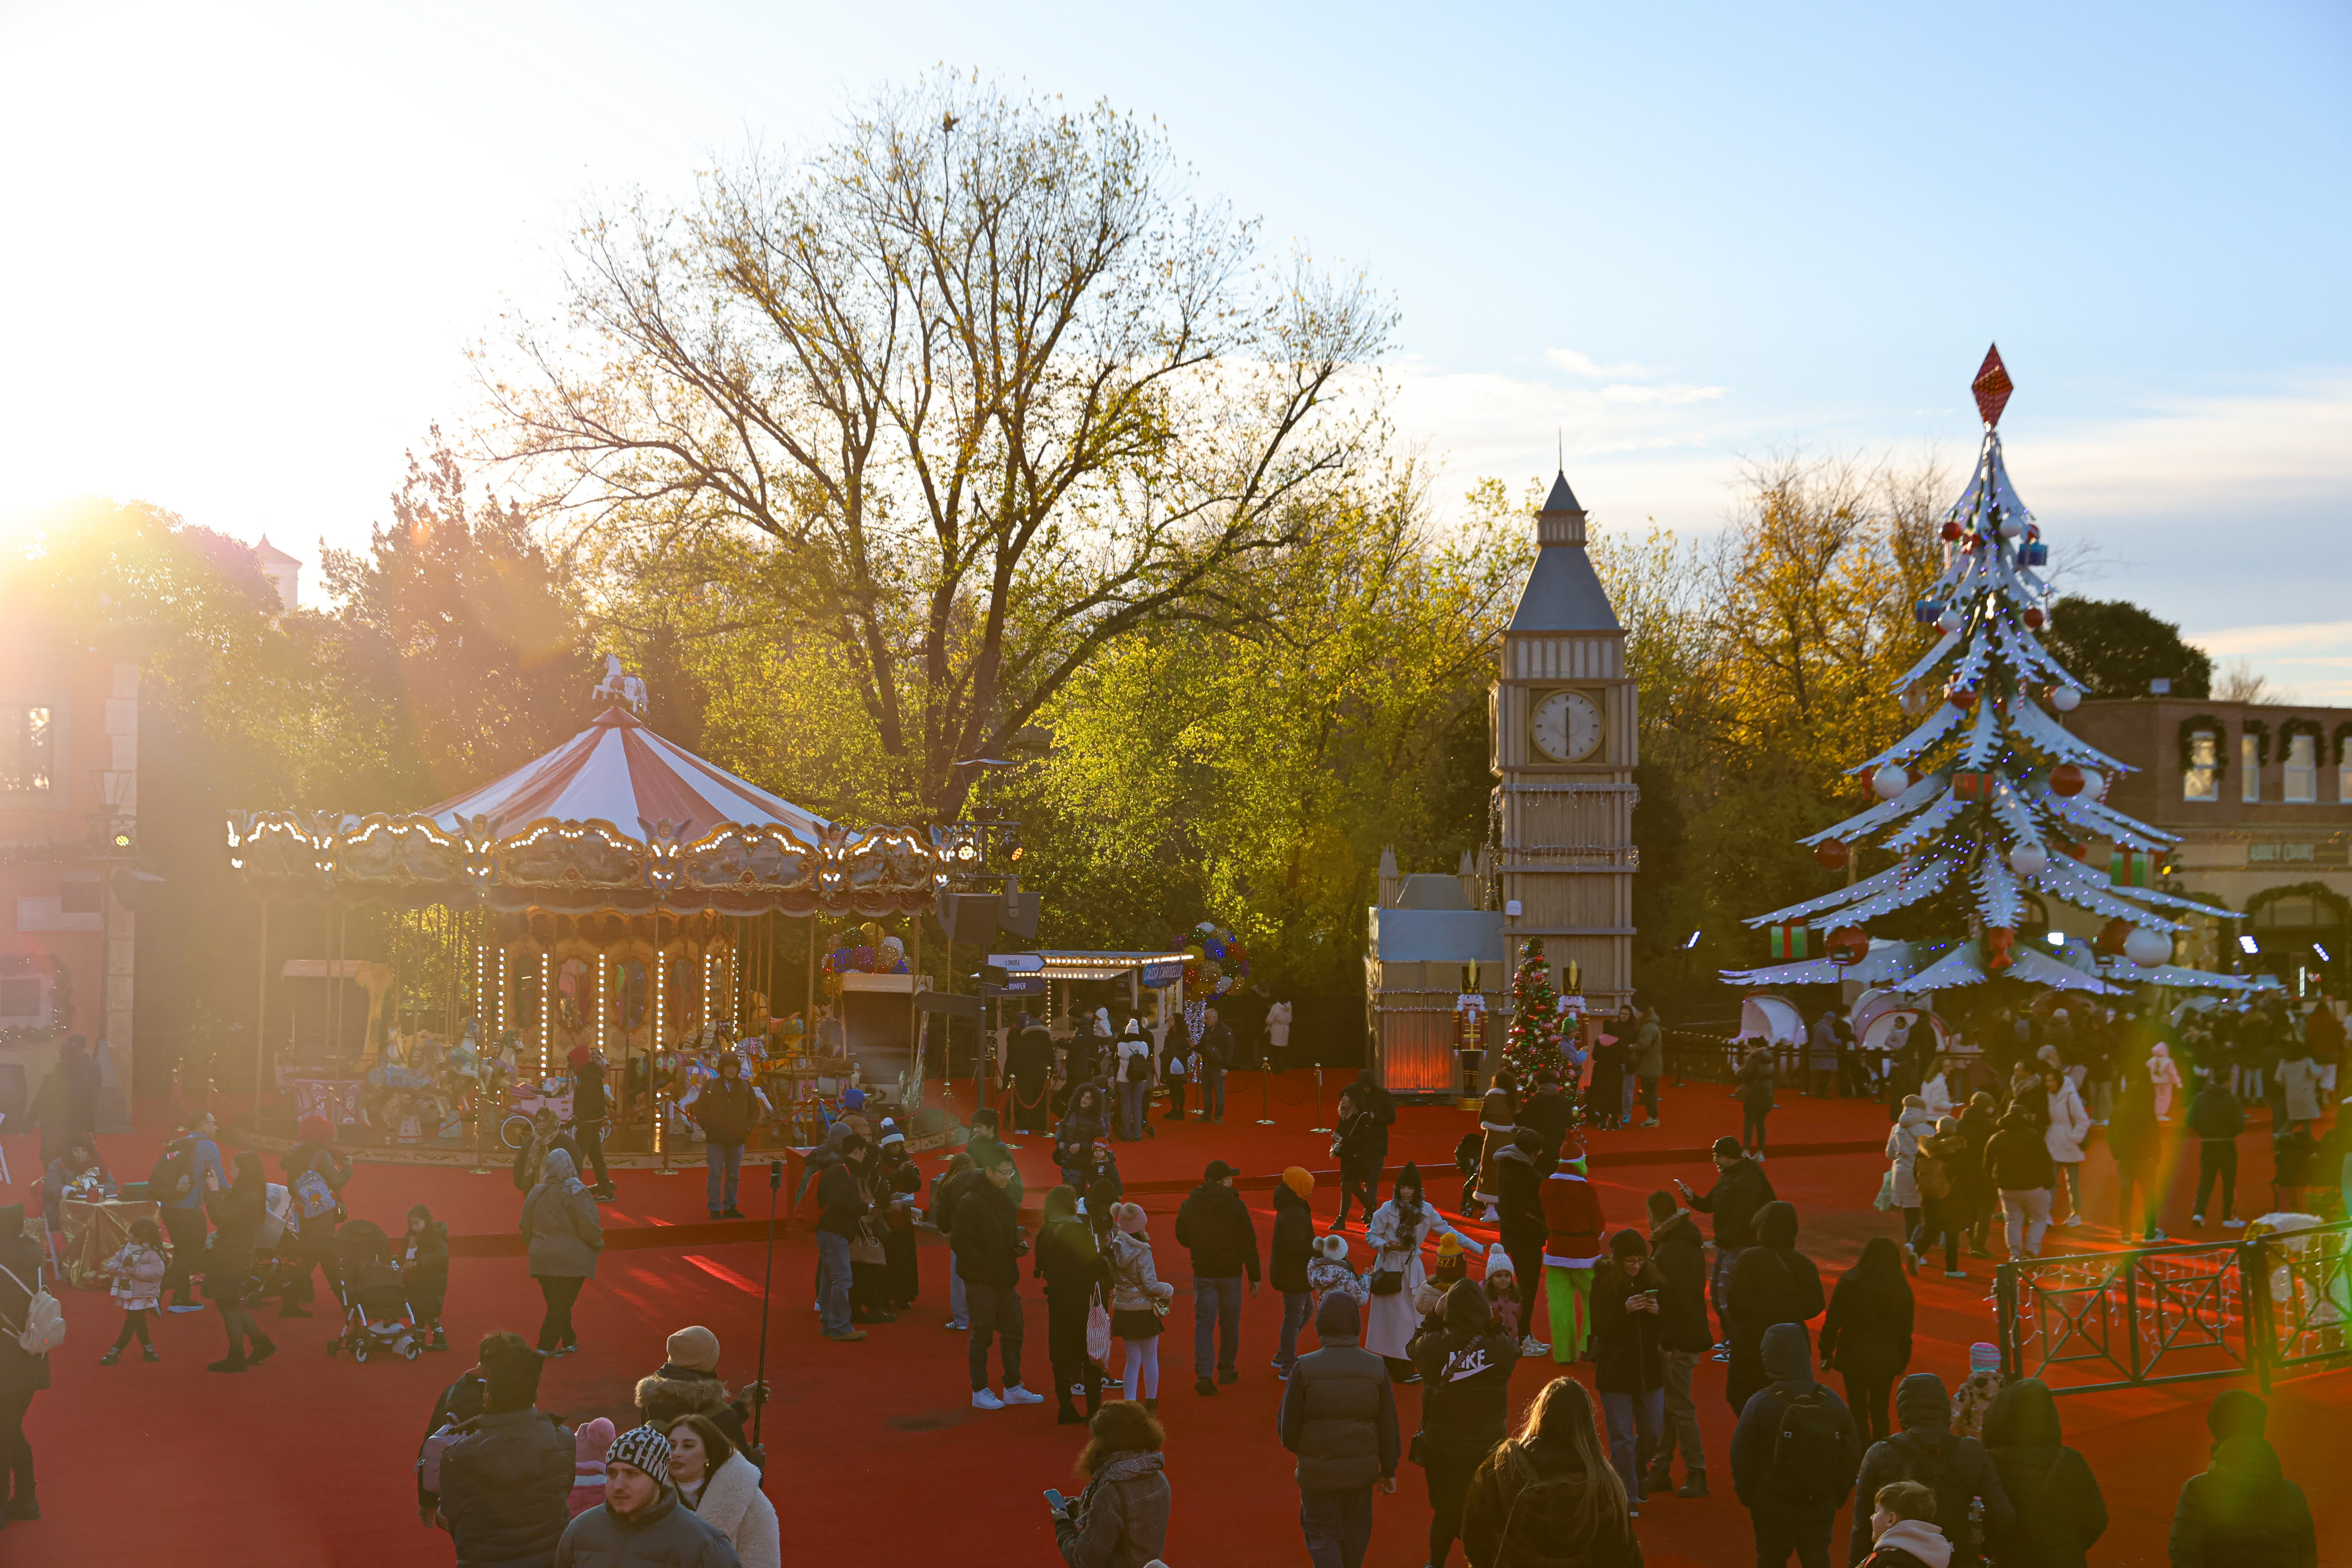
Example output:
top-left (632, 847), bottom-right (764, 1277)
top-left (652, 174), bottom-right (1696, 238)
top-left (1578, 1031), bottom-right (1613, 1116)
top-left (1508, 469), bottom-right (1620, 634)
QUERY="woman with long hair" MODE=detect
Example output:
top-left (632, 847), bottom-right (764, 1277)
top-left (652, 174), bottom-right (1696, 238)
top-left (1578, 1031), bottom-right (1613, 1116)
top-left (1056, 1084), bottom-right (1109, 1189)
top-left (1037, 1185), bottom-right (1110, 1425)
top-left (1818, 1235), bottom-right (1914, 1446)
top-left (203, 1151), bottom-right (277, 1372)
top-left (1365, 1163), bottom-right (1482, 1379)
top-left (664, 1412), bottom-right (780, 1568)
top-left (1459, 1376), bottom-right (1641, 1568)
top-left (519, 1145), bottom-right (603, 1354)
top-left (1053, 1400), bottom-right (1171, 1568)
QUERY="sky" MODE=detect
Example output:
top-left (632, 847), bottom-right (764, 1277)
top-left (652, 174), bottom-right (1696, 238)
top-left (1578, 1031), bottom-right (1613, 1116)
top-left (4, 1), bottom-right (2348, 693)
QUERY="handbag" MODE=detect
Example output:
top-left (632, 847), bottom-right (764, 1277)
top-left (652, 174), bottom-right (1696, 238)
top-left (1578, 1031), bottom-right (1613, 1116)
top-left (1873, 1169), bottom-right (1897, 1212)
top-left (1368, 1263), bottom-right (1405, 1297)
top-left (1085, 1293), bottom-right (1113, 1363)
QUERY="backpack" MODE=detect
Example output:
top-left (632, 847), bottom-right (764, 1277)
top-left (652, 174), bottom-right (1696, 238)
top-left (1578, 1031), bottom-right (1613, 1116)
top-left (1887, 1433), bottom-right (1982, 1552)
top-left (256, 1183), bottom-right (294, 1248)
top-left (0, 1264), bottom-right (66, 1355)
top-left (1768, 1387), bottom-right (1850, 1503)
top-left (293, 1169), bottom-right (336, 1220)
top-left (1120, 1048), bottom-right (1145, 1084)
top-left (1915, 1147), bottom-right (1952, 1201)
top-left (148, 1140), bottom-right (196, 1203)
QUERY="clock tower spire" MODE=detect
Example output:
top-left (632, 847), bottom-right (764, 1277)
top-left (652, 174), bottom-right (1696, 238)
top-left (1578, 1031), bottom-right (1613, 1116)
top-left (1493, 469), bottom-right (1639, 1019)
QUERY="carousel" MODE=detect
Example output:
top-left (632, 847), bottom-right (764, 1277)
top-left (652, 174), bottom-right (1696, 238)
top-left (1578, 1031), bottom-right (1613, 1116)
top-left (226, 693), bottom-right (951, 1162)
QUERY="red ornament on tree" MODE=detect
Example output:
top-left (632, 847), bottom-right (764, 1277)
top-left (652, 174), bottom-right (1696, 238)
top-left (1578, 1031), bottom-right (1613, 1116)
top-left (1984, 927), bottom-right (2016, 971)
top-left (2050, 763), bottom-right (2086, 798)
top-left (1827, 926), bottom-right (1869, 965)
top-left (1940, 517), bottom-right (1963, 542)
top-left (1946, 685), bottom-right (1979, 712)
top-left (1814, 838), bottom-right (1850, 871)
top-left (2023, 606), bottom-right (2046, 630)
top-left (2097, 918), bottom-right (2133, 955)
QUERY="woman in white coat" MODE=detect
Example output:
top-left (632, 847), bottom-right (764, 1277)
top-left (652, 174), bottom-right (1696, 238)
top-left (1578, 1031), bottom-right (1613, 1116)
top-left (1919, 1055), bottom-right (1959, 1122)
top-left (665, 1412), bottom-right (780, 1568)
top-left (2040, 1067), bottom-right (2092, 1227)
top-left (1362, 1161), bottom-right (1482, 1377)
top-left (2147, 1041), bottom-right (2184, 1120)
top-left (1884, 1095), bottom-right (1936, 1271)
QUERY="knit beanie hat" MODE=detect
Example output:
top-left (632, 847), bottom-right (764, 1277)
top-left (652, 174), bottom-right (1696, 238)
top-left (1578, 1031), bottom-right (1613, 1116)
top-left (1281, 1166), bottom-right (1314, 1200)
top-left (1113, 1201), bottom-right (1149, 1235)
top-left (1968, 1342), bottom-right (2001, 1374)
top-left (1435, 1232), bottom-right (1465, 1259)
top-left (606, 1424), bottom-right (672, 1481)
top-left (879, 1120), bottom-right (906, 1148)
top-left (576, 1416), bottom-right (616, 1468)
top-left (665, 1325), bottom-right (721, 1373)
top-left (1315, 1232), bottom-right (1350, 1263)
top-left (1485, 1250), bottom-right (1517, 1282)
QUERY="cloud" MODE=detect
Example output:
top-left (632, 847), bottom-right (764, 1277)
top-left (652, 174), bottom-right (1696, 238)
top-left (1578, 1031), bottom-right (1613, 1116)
top-left (1601, 382), bottom-right (1730, 406)
top-left (2187, 618), bottom-right (2352, 704)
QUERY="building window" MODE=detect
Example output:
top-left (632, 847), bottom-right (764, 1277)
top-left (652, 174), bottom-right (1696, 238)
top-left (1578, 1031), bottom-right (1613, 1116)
top-left (0, 974), bottom-right (46, 1026)
top-left (2183, 730), bottom-right (2218, 801)
top-left (2284, 733), bottom-right (2318, 803)
top-left (2241, 733), bottom-right (2261, 803)
top-left (0, 706), bottom-right (53, 796)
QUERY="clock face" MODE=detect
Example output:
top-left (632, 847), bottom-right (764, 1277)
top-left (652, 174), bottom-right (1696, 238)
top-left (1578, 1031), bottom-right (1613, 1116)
top-left (1531, 690), bottom-right (1603, 762)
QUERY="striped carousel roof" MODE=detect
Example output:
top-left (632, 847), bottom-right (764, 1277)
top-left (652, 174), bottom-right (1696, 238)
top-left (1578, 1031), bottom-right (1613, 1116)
top-left (423, 707), bottom-right (829, 842)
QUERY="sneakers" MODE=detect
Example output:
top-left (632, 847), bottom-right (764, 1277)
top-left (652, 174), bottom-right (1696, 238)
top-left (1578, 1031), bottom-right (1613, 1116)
top-left (828, 1328), bottom-right (869, 1342)
top-left (1519, 1335), bottom-right (1550, 1356)
top-left (1103, 1375), bottom-right (1123, 1390)
top-left (722, 1207), bottom-right (746, 1220)
top-left (1217, 1367), bottom-right (1238, 1385)
top-left (2224, 1218), bottom-right (2246, 1230)
top-left (2192, 1214), bottom-right (2206, 1227)
top-left (972, 1388), bottom-right (1005, 1410)
top-left (1194, 1376), bottom-right (1218, 1396)
top-left (207, 1357), bottom-right (248, 1373)
top-left (142, 1344), bottom-right (161, 1362)
top-left (1000, 1385), bottom-right (1045, 1406)
top-left (1675, 1472), bottom-right (1710, 1499)
top-left (2145, 1229), bottom-right (2169, 1243)
top-left (1943, 1270), bottom-right (1969, 1280)
top-left (945, 1319), bottom-right (970, 1330)
top-left (1641, 1119), bottom-right (1661, 1129)
top-left (2063, 1214), bottom-right (2087, 1227)
top-left (100, 1347), bottom-right (122, 1365)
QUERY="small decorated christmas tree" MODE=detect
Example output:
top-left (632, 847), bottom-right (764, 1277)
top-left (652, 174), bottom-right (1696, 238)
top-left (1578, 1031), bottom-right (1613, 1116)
top-left (1500, 940), bottom-right (1566, 1083)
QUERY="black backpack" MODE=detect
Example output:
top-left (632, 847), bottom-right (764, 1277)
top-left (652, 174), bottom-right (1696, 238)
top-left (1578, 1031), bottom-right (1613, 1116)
top-left (148, 1140), bottom-right (196, 1203)
top-left (1887, 1433), bottom-right (1982, 1553)
top-left (1769, 1387), bottom-right (1850, 1503)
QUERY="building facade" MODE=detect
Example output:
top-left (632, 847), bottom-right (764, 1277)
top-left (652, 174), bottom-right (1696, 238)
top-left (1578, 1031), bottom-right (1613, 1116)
top-left (1492, 474), bottom-right (1638, 1014)
top-left (0, 614), bottom-right (140, 1126)
top-left (2062, 697), bottom-right (2350, 991)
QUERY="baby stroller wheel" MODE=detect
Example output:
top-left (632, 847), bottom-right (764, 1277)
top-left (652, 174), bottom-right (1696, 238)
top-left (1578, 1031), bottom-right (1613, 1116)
top-left (353, 1341), bottom-right (370, 1363)
top-left (500, 1114), bottom-right (534, 1150)
top-left (401, 1342), bottom-right (421, 1361)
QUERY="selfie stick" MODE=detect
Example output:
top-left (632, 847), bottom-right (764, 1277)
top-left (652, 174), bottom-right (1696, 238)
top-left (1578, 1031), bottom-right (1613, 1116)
top-left (753, 1159), bottom-right (781, 1446)
top-left (1256, 1053), bottom-right (1275, 1125)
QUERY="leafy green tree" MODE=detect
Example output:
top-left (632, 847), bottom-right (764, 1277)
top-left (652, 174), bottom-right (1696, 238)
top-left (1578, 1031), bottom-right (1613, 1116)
top-left (2044, 595), bottom-right (2213, 700)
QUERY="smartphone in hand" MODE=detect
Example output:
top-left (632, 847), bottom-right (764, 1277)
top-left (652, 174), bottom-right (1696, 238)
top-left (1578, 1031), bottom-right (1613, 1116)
top-left (1044, 1488), bottom-right (1070, 1515)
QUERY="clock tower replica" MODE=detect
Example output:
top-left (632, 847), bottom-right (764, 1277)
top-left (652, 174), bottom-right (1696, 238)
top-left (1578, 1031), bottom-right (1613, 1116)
top-left (1494, 472), bottom-right (1638, 1016)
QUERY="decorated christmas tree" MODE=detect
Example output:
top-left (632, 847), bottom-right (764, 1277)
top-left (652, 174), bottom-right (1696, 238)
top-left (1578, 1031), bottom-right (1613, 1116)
top-left (1727, 348), bottom-right (2247, 998)
top-left (1500, 939), bottom-right (1568, 1082)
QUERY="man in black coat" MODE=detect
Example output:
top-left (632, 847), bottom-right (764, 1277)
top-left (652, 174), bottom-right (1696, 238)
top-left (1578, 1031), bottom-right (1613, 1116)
top-left (1675, 1136), bottom-right (1777, 1343)
top-left (1196, 1008), bottom-right (1235, 1123)
top-left (1174, 1159), bottom-right (1261, 1394)
top-left (1270, 1172), bottom-right (1317, 1377)
top-left (814, 1134), bottom-right (869, 1343)
top-left (437, 1336), bottom-right (575, 1568)
top-left (1644, 1190), bottom-right (1713, 1498)
top-left (1517, 1071), bottom-right (1574, 1165)
top-left (949, 1150), bottom-right (1042, 1408)
top-left (1494, 1130), bottom-right (1551, 1354)
top-left (1722, 1200), bottom-right (1824, 1416)
top-left (1729, 1322), bottom-right (1857, 1568)
top-left (1277, 1292), bottom-right (1399, 1568)
top-left (1850, 1373), bottom-right (2014, 1568)
top-left (685, 1053), bottom-right (760, 1219)
top-left (567, 1047), bottom-right (615, 1200)
top-left (1352, 1069), bottom-right (1396, 1164)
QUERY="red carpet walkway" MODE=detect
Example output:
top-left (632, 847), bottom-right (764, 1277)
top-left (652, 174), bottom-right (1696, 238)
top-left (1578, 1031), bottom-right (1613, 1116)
top-left (0, 1078), bottom-right (2336, 1566)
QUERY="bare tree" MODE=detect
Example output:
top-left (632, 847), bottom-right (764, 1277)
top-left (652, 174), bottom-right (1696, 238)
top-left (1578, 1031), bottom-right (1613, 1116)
top-left (2214, 656), bottom-right (2287, 704)
top-left (480, 72), bottom-right (1392, 816)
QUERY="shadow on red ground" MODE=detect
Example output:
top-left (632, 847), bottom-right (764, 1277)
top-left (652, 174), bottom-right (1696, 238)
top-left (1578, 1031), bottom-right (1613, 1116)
top-left (0, 1076), bottom-right (2336, 1566)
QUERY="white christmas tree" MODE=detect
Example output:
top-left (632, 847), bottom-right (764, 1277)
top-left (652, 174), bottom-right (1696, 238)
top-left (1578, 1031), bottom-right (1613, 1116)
top-left (1726, 348), bottom-right (2248, 998)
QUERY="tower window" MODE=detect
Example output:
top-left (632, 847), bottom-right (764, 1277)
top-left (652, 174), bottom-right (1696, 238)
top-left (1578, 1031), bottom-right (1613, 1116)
top-left (2283, 734), bottom-right (2317, 803)
top-left (2183, 730), bottom-right (2218, 801)
top-left (2241, 734), bottom-right (2261, 803)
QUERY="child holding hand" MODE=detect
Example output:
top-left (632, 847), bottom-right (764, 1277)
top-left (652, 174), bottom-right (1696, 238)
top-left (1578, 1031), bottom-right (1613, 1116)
top-left (100, 1217), bottom-right (168, 1364)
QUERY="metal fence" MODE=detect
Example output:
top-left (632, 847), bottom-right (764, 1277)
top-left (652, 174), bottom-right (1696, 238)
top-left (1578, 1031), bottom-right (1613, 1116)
top-left (1995, 1219), bottom-right (2352, 1395)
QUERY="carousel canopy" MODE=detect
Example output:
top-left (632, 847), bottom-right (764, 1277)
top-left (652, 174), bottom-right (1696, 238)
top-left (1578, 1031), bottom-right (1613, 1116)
top-left (228, 708), bottom-right (947, 918)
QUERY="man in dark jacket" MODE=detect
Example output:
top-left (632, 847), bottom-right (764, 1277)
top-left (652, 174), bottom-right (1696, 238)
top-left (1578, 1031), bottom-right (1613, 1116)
top-left (2185, 1078), bottom-right (2246, 1228)
top-left (1517, 1071), bottom-right (1575, 1165)
top-left (1495, 1130), bottom-right (1551, 1354)
top-left (1270, 1170), bottom-right (1317, 1377)
top-left (1729, 1321), bottom-right (1857, 1568)
top-left (1197, 1008), bottom-right (1235, 1123)
top-left (567, 1047), bottom-right (615, 1200)
top-left (1850, 1372), bottom-right (2014, 1568)
top-left (1173, 1160), bottom-right (1261, 1394)
top-left (1408, 1280), bottom-right (1518, 1568)
top-left (2168, 1427), bottom-right (2316, 1568)
top-left (1985, 1106), bottom-right (2057, 1259)
top-left (814, 1134), bottom-right (869, 1343)
top-left (1645, 1190), bottom-right (1712, 1498)
top-left (1723, 1200), bottom-right (1824, 1415)
top-left (1351, 1069), bottom-right (1396, 1166)
top-left (949, 1150), bottom-right (1042, 1408)
top-left (1677, 1136), bottom-right (1776, 1343)
top-left (554, 1424), bottom-right (738, 1567)
top-left (1005, 1014), bottom-right (1057, 1133)
top-left (419, 1359), bottom-right (489, 1521)
top-left (1277, 1292), bottom-right (1400, 1568)
top-left (686, 1053), bottom-right (760, 1219)
top-left (438, 1338), bottom-right (575, 1568)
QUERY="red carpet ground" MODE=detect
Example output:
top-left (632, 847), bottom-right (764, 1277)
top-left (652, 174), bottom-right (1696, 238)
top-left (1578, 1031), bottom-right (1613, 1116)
top-left (1, 1077), bottom-right (2338, 1566)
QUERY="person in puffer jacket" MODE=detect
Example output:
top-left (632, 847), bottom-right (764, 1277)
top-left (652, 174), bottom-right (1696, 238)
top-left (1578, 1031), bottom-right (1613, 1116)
top-left (1053, 1400), bottom-right (1172, 1568)
top-left (438, 1338), bottom-right (577, 1568)
top-left (1307, 1232), bottom-right (1367, 1308)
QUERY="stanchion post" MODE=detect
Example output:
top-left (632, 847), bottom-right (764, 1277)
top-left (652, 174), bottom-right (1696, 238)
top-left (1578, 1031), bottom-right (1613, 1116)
top-left (1310, 1063), bottom-right (1330, 1134)
top-left (1255, 1053), bottom-right (1274, 1125)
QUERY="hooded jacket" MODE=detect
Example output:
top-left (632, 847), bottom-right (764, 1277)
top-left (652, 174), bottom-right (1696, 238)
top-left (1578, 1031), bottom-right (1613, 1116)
top-left (1495, 1143), bottom-right (1548, 1241)
top-left (1860, 1520), bottom-right (1953, 1568)
top-left (1984, 1112), bottom-right (2057, 1192)
top-left (1819, 1263), bottom-right (1913, 1378)
top-left (1103, 1229), bottom-right (1173, 1314)
top-left (1849, 1373), bottom-right (2015, 1568)
top-left (405, 1210), bottom-right (453, 1308)
top-left (440, 1407), bottom-right (578, 1568)
top-left (2166, 1434), bottom-right (2316, 1568)
top-left (1686, 1155), bottom-right (1775, 1249)
top-left (521, 1155), bottom-right (605, 1280)
top-left (1728, 1322), bottom-right (1857, 1520)
top-left (1886, 1104), bottom-right (1938, 1208)
top-left (1406, 1282), bottom-right (1520, 1459)
top-left (1458, 1431), bottom-right (1644, 1568)
top-left (2185, 1083), bottom-right (2246, 1143)
top-left (1649, 1208), bottom-right (1713, 1353)
top-left (1054, 1449), bottom-right (1172, 1568)
top-left (553, 1483), bottom-right (740, 1568)
top-left (1270, 1181), bottom-right (1315, 1294)
top-left (2041, 1079), bottom-right (2092, 1164)
top-left (1172, 1180), bottom-right (1260, 1282)
top-left (1980, 1378), bottom-right (2107, 1568)
top-left (1276, 1296), bottom-right (1401, 1490)
top-left (1724, 1201), bottom-right (1825, 1414)
top-left (633, 1363), bottom-right (750, 1454)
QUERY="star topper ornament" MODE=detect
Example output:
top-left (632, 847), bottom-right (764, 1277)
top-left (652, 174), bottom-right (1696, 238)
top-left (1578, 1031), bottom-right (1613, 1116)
top-left (1971, 343), bottom-right (2014, 428)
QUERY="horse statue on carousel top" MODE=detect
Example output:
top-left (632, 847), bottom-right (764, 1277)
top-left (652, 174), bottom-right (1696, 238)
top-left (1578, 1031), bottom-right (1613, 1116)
top-left (593, 655), bottom-right (649, 715)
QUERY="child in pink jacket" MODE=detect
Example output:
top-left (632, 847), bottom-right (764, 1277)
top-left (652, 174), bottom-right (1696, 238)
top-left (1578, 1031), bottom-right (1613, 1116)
top-left (567, 1417), bottom-right (615, 1518)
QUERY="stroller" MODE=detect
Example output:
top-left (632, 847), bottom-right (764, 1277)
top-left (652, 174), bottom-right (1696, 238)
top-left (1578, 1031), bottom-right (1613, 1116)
top-left (326, 1219), bottom-right (421, 1363)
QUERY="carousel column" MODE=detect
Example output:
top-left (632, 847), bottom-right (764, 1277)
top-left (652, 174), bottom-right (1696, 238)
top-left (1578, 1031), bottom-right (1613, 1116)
top-left (252, 897), bottom-right (270, 1122)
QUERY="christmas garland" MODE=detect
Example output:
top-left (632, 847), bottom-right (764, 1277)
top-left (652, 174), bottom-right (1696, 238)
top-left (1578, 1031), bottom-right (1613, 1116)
top-left (2336, 722), bottom-right (2352, 768)
top-left (2241, 717), bottom-right (2271, 771)
top-left (0, 954), bottom-right (70, 1049)
top-left (2177, 715), bottom-right (2227, 783)
top-left (2279, 717), bottom-right (2326, 765)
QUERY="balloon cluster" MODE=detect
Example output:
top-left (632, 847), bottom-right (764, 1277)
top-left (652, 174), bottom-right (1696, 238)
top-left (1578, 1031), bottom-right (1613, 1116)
top-left (821, 921), bottom-right (909, 998)
top-left (1178, 918), bottom-right (1251, 998)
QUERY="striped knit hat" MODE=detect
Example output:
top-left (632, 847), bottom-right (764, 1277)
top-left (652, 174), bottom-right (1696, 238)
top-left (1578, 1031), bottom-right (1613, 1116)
top-left (606, 1424), bottom-right (672, 1481)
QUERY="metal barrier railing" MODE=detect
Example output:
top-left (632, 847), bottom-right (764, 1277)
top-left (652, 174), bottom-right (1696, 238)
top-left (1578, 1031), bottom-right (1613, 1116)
top-left (1996, 1219), bottom-right (2352, 1396)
